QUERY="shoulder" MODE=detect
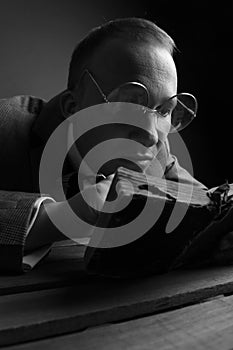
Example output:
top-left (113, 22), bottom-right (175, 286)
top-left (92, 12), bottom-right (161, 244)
top-left (0, 95), bottom-right (46, 123)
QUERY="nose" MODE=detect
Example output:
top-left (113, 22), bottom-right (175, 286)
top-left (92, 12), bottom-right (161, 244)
top-left (127, 108), bottom-right (159, 147)
top-left (128, 127), bottom-right (157, 148)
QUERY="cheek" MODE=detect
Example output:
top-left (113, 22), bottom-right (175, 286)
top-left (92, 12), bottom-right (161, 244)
top-left (79, 78), bottom-right (106, 110)
top-left (78, 137), bottom-right (127, 176)
top-left (154, 115), bottom-right (171, 140)
top-left (76, 125), bottom-right (124, 157)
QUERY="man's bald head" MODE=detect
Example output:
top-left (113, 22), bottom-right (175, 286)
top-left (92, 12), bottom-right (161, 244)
top-left (67, 17), bottom-right (176, 91)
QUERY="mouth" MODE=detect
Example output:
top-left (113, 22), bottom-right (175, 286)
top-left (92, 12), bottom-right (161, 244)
top-left (126, 154), bottom-right (154, 161)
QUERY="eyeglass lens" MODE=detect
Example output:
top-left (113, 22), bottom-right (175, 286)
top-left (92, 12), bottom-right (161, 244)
top-left (107, 83), bottom-right (196, 132)
top-left (107, 83), bottom-right (149, 106)
top-left (169, 94), bottom-right (197, 132)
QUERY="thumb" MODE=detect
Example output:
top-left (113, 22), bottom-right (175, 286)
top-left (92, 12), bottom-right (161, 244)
top-left (96, 174), bottom-right (115, 200)
top-left (82, 174), bottom-right (115, 213)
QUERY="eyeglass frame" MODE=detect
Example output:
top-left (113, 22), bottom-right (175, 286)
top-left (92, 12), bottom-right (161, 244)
top-left (75, 69), bottom-right (198, 132)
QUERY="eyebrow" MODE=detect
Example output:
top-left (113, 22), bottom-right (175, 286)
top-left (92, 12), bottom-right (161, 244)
top-left (153, 94), bottom-right (178, 111)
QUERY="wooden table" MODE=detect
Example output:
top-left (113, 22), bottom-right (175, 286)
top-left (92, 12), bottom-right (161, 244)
top-left (1, 240), bottom-right (233, 349)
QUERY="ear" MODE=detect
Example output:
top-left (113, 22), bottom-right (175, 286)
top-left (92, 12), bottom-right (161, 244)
top-left (60, 90), bottom-right (79, 119)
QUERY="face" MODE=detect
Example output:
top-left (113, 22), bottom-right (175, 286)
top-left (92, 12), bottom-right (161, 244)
top-left (70, 38), bottom-right (177, 177)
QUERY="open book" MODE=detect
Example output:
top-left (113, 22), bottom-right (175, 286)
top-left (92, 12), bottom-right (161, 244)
top-left (85, 167), bottom-right (233, 278)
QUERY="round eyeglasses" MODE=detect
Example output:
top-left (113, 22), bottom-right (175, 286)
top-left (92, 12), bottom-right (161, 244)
top-left (79, 69), bottom-right (198, 133)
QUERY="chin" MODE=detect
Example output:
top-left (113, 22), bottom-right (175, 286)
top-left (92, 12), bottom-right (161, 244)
top-left (98, 158), bottom-right (143, 177)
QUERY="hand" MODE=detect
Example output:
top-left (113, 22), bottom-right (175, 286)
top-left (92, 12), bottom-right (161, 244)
top-left (25, 174), bottom-right (115, 252)
top-left (66, 173), bottom-right (115, 227)
top-left (81, 174), bottom-right (115, 213)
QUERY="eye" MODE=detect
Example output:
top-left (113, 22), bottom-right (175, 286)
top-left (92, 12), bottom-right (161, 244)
top-left (107, 83), bottom-right (149, 107)
top-left (156, 106), bottom-right (171, 118)
top-left (156, 98), bottom-right (177, 118)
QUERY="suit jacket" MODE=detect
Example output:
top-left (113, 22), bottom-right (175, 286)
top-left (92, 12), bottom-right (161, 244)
top-left (0, 94), bottom-right (205, 273)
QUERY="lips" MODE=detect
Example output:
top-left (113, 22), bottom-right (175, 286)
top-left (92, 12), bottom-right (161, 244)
top-left (119, 152), bottom-right (155, 165)
top-left (115, 154), bottom-right (155, 171)
top-left (123, 141), bottom-right (161, 162)
top-left (125, 154), bottom-right (154, 161)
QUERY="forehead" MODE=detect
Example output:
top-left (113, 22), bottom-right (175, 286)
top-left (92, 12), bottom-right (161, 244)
top-left (88, 38), bottom-right (177, 101)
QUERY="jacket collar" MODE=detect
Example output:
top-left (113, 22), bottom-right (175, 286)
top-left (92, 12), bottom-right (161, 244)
top-left (31, 92), bottom-right (168, 194)
top-left (31, 92), bottom-right (97, 194)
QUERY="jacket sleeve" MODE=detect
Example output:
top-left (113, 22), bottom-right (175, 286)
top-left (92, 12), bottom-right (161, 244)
top-left (0, 190), bottom-right (42, 273)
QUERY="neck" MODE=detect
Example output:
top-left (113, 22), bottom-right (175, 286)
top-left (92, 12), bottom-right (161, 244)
top-left (32, 92), bottom-right (65, 145)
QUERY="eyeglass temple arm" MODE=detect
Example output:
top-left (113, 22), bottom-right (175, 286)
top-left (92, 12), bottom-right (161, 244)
top-left (177, 98), bottom-right (197, 117)
top-left (85, 70), bottom-right (109, 103)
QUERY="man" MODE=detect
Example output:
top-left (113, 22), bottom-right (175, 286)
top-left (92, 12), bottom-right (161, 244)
top-left (0, 17), bottom-right (229, 274)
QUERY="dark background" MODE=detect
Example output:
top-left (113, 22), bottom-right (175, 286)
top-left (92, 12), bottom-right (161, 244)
top-left (0, 0), bottom-right (232, 188)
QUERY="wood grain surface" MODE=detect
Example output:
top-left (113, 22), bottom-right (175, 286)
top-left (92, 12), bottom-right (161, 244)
top-left (1, 259), bottom-right (233, 346)
top-left (0, 241), bottom-right (87, 296)
top-left (3, 294), bottom-right (233, 350)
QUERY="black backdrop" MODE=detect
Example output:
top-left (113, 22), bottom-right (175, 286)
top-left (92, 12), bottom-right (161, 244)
top-left (0, 0), bottom-right (232, 188)
top-left (144, 1), bottom-right (233, 187)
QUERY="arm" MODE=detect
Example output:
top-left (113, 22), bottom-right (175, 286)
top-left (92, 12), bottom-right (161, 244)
top-left (0, 190), bottom-right (42, 273)
top-left (25, 175), bottom-right (114, 252)
top-left (0, 176), bottom-right (113, 273)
